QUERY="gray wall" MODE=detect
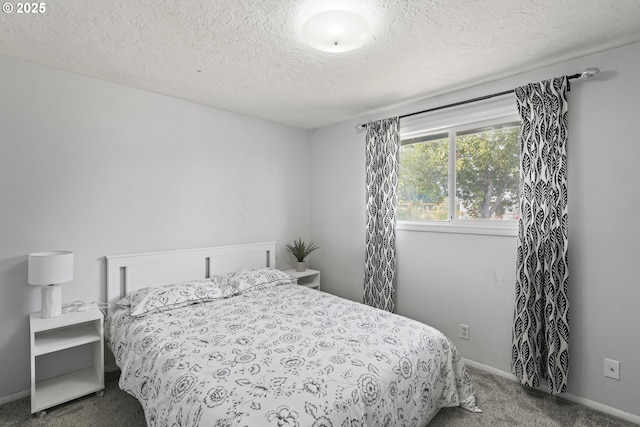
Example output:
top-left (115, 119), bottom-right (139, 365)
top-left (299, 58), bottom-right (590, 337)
top-left (309, 42), bottom-right (640, 418)
top-left (0, 56), bottom-right (310, 399)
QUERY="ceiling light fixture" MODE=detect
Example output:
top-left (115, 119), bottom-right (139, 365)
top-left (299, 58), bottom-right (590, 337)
top-left (302, 10), bottom-right (369, 53)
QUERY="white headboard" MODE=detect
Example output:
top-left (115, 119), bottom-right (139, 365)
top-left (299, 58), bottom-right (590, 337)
top-left (106, 242), bottom-right (276, 309)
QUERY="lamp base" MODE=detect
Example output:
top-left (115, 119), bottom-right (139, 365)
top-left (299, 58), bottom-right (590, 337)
top-left (41, 284), bottom-right (62, 318)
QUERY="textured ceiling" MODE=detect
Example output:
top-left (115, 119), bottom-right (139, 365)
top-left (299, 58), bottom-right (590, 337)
top-left (2, 0), bottom-right (640, 129)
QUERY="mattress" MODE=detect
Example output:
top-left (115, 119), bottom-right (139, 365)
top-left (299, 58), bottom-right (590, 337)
top-left (108, 270), bottom-right (478, 426)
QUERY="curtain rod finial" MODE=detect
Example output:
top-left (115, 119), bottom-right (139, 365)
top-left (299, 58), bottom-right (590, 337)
top-left (581, 67), bottom-right (600, 79)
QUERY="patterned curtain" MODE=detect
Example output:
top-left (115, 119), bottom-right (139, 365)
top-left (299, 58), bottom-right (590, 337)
top-left (364, 117), bottom-right (399, 312)
top-left (511, 77), bottom-right (570, 394)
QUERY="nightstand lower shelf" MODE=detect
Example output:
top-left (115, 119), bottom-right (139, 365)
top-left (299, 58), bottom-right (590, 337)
top-left (32, 367), bottom-right (103, 413)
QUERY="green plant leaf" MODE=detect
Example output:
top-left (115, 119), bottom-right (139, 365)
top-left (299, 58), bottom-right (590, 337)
top-left (285, 238), bottom-right (319, 262)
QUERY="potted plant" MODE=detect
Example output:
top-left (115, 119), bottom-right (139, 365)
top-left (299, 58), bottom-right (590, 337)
top-left (285, 238), bottom-right (319, 272)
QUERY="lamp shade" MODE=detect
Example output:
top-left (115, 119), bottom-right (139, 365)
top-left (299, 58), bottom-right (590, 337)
top-left (28, 251), bottom-right (74, 285)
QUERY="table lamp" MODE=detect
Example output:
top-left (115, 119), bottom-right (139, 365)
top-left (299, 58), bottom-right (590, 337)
top-left (28, 251), bottom-right (74, 318)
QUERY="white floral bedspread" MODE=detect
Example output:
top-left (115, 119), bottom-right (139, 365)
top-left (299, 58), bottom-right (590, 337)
top-left (108, 283), bottom-right (478, 427)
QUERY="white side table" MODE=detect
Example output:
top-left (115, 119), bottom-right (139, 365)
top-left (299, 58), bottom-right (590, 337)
top-left (29, 304), bottom-right (105, 416)
top-left (283, 268), bottom-right (320, 290)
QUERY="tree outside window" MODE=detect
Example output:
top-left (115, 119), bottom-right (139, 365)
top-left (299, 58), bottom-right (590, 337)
top-left (398, 123), bottom-right (520, 222)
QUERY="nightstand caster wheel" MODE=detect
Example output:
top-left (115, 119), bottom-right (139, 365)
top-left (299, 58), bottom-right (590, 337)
top-left (37, 410), bottom-right (47, 418)
top-left (96, 390), bottom-right (105, 397)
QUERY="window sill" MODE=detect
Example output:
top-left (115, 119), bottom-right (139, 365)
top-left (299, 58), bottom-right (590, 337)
top-left (395, 220), bottom-right (517, 237)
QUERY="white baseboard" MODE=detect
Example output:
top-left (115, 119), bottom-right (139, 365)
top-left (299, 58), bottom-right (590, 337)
top-left (463, 358), bottom-right (518, 381)
top-left (0, 389), bottom-right (29, 406)
top-left (560, 393), bottom-right (640, 425)
top-left (462, 358), bottom-right (640, 425)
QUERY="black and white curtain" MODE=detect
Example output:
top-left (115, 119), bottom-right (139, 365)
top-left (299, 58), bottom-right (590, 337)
top-left (511, 77), bottom-right (570, 394)
top-left (364, 117), bottom-right (399, 312)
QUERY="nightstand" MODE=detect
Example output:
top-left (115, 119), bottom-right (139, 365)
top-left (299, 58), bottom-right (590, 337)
top-left (283, 268), bottom-right (320, 290)
top-left (29, 304), bottom-right (104, 416)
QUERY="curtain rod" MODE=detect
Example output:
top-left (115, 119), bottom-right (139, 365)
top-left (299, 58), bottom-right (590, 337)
top-left (356, 67), bottom-right (600, 130)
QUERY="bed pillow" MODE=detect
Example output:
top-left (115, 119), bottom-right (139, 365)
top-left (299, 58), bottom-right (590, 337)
top-left (127, 279), bottom-right (222, 317)
top-left (213, 267), bottom-right (295, 293)
top-left (124, 269), bottom-right (294, 317)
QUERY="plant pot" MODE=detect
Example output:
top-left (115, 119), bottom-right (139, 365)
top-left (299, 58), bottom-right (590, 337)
top-left (296, 262), bottom-right (306, 272)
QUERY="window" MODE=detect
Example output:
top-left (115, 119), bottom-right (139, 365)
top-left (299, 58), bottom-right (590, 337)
top-left (396, 96), bottom-right (520, 235)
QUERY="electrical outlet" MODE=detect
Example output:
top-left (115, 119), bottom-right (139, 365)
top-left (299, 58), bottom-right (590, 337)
top-left (604, 358), bottom-right (620, 380)
top-left (459, 324), bottom-right (470, 340)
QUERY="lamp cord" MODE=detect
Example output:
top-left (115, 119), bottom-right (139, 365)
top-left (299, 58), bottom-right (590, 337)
top-left (62, 300), bottom-right (110, 313)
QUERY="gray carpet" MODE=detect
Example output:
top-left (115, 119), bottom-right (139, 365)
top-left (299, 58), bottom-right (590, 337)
top-left (0, 367), bottom-right (635, 426)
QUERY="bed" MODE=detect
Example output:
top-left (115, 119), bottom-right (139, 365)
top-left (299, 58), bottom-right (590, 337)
top-left (106, 242), bottom-right (480, 426)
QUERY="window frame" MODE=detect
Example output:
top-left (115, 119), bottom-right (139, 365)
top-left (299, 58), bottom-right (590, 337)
top-left (396, 95), bottom-right (521, 236)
